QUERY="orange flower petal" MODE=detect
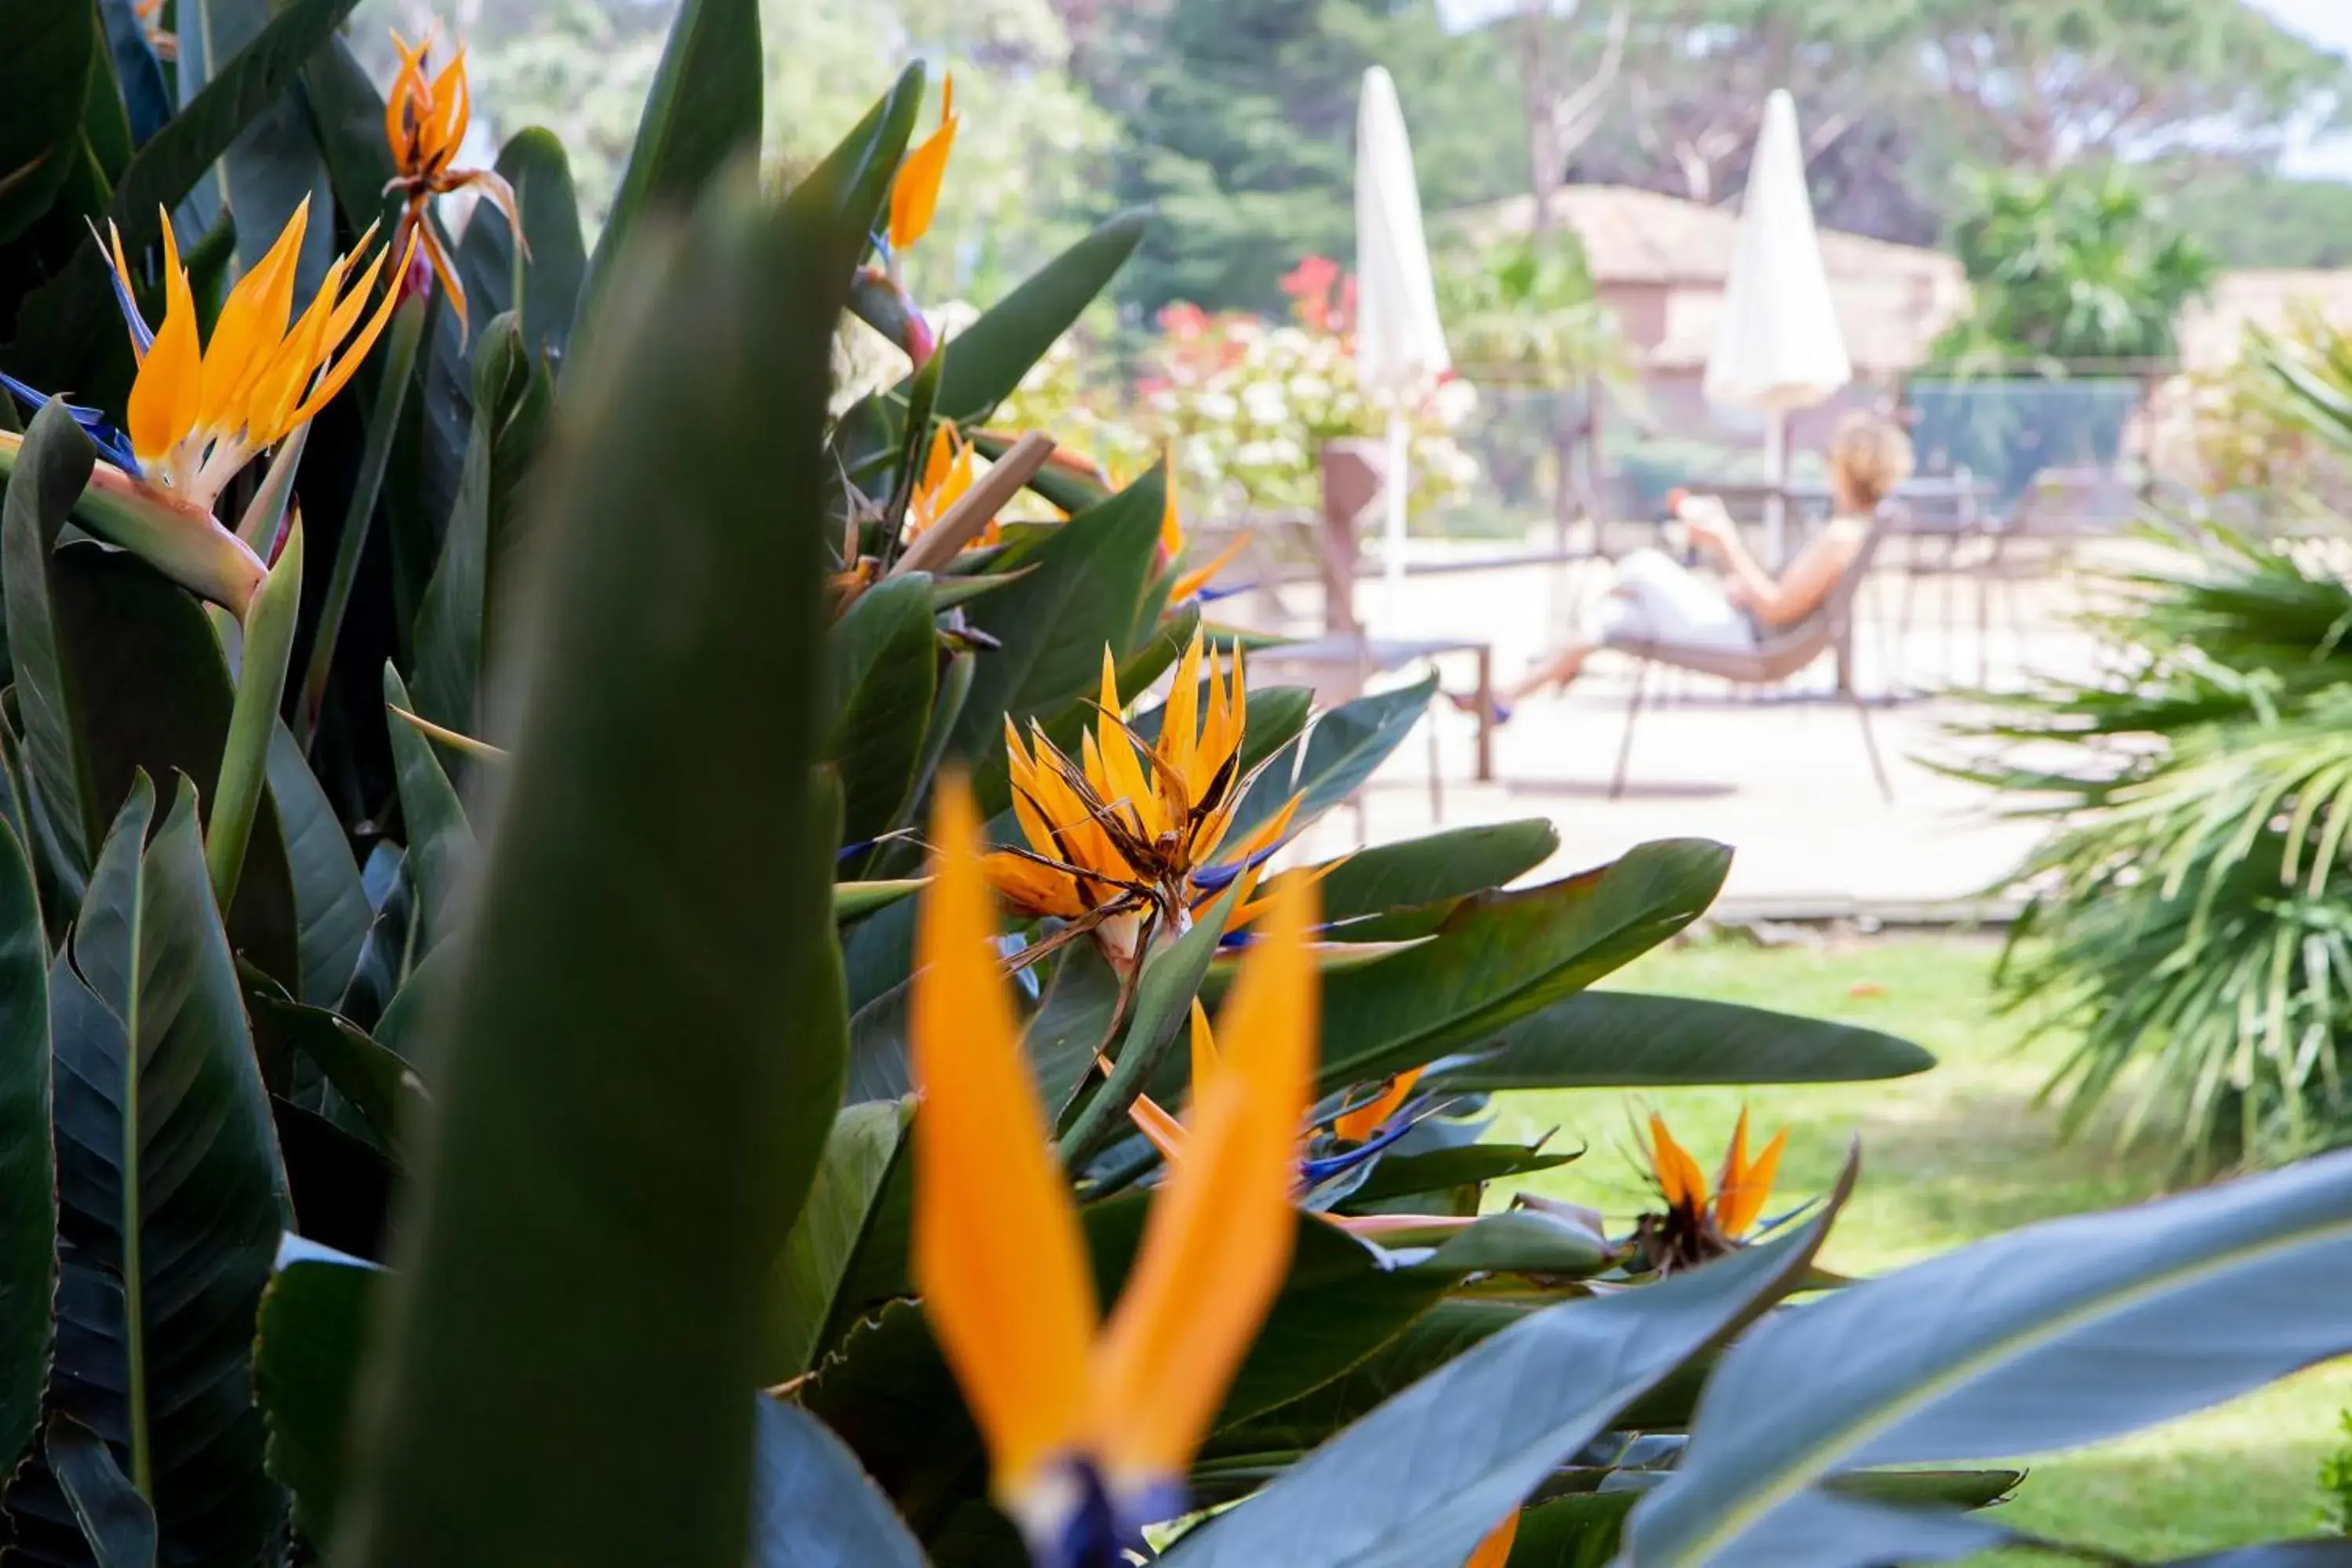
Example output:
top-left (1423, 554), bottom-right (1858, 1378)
top-left (1331, 1065), bottom-right (1421, 1144)
top-left (289, 228), bottom-right (415, 427)
top-left (887, 72), bottom-right (958, 252)
top-left (126, 209), bottom-right (202, 474)
top-left (1159, 442), bottom-right (1184, 557)
top-left (1087, 873), bottom-right (1316, 1491)
top-left (911, 775), bottom-right (1097, 1501)
top-left (1465, 1510), bottom-right (1521, 1568)
top-left (1648, 1113), bottom-right (1707, 1214)
top-left (1718, 1127), bottom-right (1787, 1239)
top-left (1187, 997), bottom-right (1217, 1102)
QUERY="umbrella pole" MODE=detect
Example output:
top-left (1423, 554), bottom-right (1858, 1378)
top-left (1383, 408), bottom-right (1409, 628)
top-left (1763, 409), bottom-right (1788, 568)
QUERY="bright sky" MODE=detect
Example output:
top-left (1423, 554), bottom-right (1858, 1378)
top-left (1433, 0), bottom-right (2352, 181)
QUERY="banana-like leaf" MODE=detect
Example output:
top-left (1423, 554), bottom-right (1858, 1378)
top-left (865, 210), bottom-right (1149, 447)
top-left (802, 64), bottom-right (924, 239)
top-left (96, 0), bottom-right (170, 150)
top-left (243, 982), bottom-right (425, 1161)
top-left (42, 1414), bottom-right (155, 1568)
top-left (16, 779), bottom-right (287, 1567)
top-left (381, 664), bottom-right (474, 953)
top-left (1621, 1146), bottom-right (2352, 1568)
top-left (2, 405), bottom-right (303, 985)
top-left (828, 575), bottom-right (938, 852)
top-left (0, 818), bottom-right (49, 1479)
top-left (833, 879), bottom-right (925, 922)
top-left (1432, 991), bottom-right (1934, 1091)
top-left (1341, 1144), bottom-right (1578, 1207)
top-left (336, 173), bottom-right (851, 1568)
top-left (1160, 1161), bottom-right (1851, 1567)
top-left (579, 0), bottom-right (762, 330)
top-left (952, 471), bottom-right (1167, 800)
top-left (1064, 879), bottom-right (1247, 1156)
top-left (267, 721), bottom-right (369, 1007)
top-left (1229, 675), bottom-right (1437, 844)
top-left (412, 316), bottom-right (535, 738)
top-left (1499, 1471), bottom-right (2021, 1568)
top-left (254, 1254), bottom-right (375, 1546)
top-left (761, 1102), bottom-right (910, 1384)
top-left (1317, 820), bottom-right (1561, 936)
top-left (1024, 939), bottom-right (1125, 1118)
top-left (746, 1396), bottom-right (927, 1568)
top-left (0, 2), bottom-right (96, 244)
top-left (1316, 840), bottom-right (1730, 1091)
top-left (1411, 1209), bottom-right (1613, 1279)
top-left (3, 0), bottom-right (361, 397)
top-left (455, 129), bottom-right (588, 366)
top-left (184, 0), bottom-right (335, 289)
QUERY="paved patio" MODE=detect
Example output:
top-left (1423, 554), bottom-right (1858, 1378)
top-left (1257, 546), bottom-right (2123, 913)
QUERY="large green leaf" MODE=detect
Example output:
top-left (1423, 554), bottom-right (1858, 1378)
top-left (266, 720), bottom-right (369, 1007)
top-left (1316, 820), bottom-right (1560, 935)
top-left (1431, 991), bottom-right (1935, 1091)
top-left (411, 317), bottom-right (532, 738)
top-left (746, 1396), bottom-right (926, 1568)
top-left (3, 0), bottom-right (361, 397)
top-left (1160, 1171), bottom-right (1849, 1567)
top-left (41, 1414), bottom-right (154, 1568)
top-left (0, 0), bottom-right (96, 244)
top-left (1622, 1147), bottom-right (2352, 1568)
top-left (185, 0), bottom-right (335, 289)
top-left (1229, 676), bottom-right (1437, 844)
top-left (873, 210), bottom-right (1149, 441)
top-left (1022, 941), bottom-right (1124, 1120)
top-left (24, 779), bottom-right (288, 1567)
top-left (2, 401), bottom-right (103, 873)
top-left (334, 173), bottom-right (852, 1568)
top-left (0, 817), bottom-right (49, 1480)
top-left (952, 472), bottom-right (1166, 794)
top-left (454, 128), bottom-right (589, 366)
top-left (244, 982), bottom-right (425, 1160)
top-left (1315, 840), bottom-right (1730, 1091)
top-left (1, 405), bottom-right (302, 985)
top-left (380, 664), bottom-right (474, 953)
top-left (578, 0), bottom-right (761, 333)
top-left (761, 1102), bottom-right (909, 1384)
top-left (827, 575), bottom-right (938, 852)
top-left (254, 1255), bottom-right (376, 1546)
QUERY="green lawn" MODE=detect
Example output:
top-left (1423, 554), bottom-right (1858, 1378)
top-left (1487, 935), bottom-right (2352, 1560)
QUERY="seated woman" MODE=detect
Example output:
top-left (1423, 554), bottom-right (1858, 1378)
top-left (1496, 412), bottom-right (1915, 702)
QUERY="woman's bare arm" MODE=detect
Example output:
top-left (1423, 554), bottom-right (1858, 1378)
top-left (1730, 526), bottom-right (1860, 627)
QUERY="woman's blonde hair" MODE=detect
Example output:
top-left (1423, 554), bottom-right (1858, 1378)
top-left (1826, 413), bottom-right (1915, 513)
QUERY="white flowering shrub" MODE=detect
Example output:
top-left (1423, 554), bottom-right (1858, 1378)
top-left (996, 257), bottom-right (1479, 521)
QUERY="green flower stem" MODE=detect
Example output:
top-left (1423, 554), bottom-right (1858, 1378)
top-left (209, 519), bottom-right (303, 911)
top-left (299, 293), bottom-right (427, 748)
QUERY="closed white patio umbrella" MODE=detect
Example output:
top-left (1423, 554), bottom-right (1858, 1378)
top-left (1704, 89), bottom-right (1851, 564)
top-left (1354, 65), bottom-right (1450, 625)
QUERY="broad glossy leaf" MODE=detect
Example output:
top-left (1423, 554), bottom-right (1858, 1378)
top-left (1024, 940), bottom-right (1124, 1118)
top-left (952, 473), bottom-right (1167, 798)
top-left (336, 174), bottom-right (851, 1568)
top-left (834, 879), bottom-right (924, 922)
top-left (799, 64), bottom-right (923, 240)
top-left (827, 575), bottom-right (937, 851)
top-left (454, 129), bottom-right (588, 365)
top-left (244, 983), bottom-right (425, 1160)
top-left (381, 664), bottom-right (474, 951)
top-left (187, 0), bottom-right (336, 290)
top-left (1229, 676), bottom-right (1437, 844)
top-left (1432, 991), bottom-right (1935, 1091)
top-left (3, 401), bottom-right (102, 870)
top-left (42, 1414), bottom-right (154, 1568)
top-left (746, 1396), bottom-right (926, 1568)
top-left (1064, 879), bottom-right (1246, 1156)
top-left (35, 779), bottom-right (287, 1567)
top-left (0, 818), bottom-right (49, 1479)
top-left (255, 1255), bottom-right (376, 1546)
top-left (761, 1102), bottom-right (909, 1383)
top-left (900, 211), bottom-right (1148, 431)
top-left (0, 0), bottom-right (95, 243)
top-left (1622, 1146), bottom-right (2352, 1568)
top-left (579, 0), bottom-right (761, 331)
top-left (1501, 1472), bottom-right (2020, 1568)
top-left (267, 720), bottom-right (369, 1007)
top-left (1160, 1169), bottom-right (1849, 1568)
top-left (1414, 1209), bottom-right (1612, 1279)
top-left (96, 0), bottom-right (170, 149)
top-left (1318, 820), bottom-right (1560, 936)
top-left (1341, 1144), bottom-right (1577, 1207)
top-left (1316, 841), bottom-right (1729, 1091)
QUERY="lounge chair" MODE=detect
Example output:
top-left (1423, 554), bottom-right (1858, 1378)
top-left (1602, 514), bottom-right (1893, 803)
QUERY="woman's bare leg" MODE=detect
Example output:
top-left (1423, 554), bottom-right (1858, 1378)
top-left (1454, 641), bottom-right (1594, 711)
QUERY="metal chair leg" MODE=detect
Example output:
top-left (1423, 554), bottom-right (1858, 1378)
top-left (1610, 659), bottom-right (1650, 800)
top-left (1850, 687), bottom-right (1894, 804)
